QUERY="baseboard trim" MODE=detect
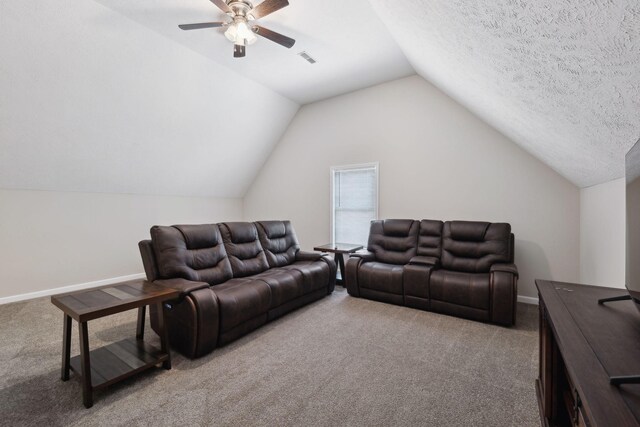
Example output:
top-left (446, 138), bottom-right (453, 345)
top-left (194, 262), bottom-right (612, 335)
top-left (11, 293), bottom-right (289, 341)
top-left (517, 295), bottom-right (539, 305)
top-left (0, 273), bottom-right (147, 305)
top-left (1, 275), bottom-right (541, 306)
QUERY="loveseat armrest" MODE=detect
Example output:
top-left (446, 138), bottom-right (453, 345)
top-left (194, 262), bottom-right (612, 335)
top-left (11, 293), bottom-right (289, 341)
top-left (490, 263), bottom-right (519, 278)
top-left (154, 278), bottom-right (210, 299)
top-left (296, 250), bottom-right (323, 262)
top-left (345, 252), bottom-right (375, 298)
top-left (409, 256), bottom-right (440, 268)
top-left (350, 250), bottom-right (376, 262)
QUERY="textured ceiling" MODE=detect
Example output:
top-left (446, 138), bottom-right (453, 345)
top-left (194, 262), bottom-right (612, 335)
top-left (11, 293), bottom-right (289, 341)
top-left (92, 0), bottom-right (415, 105)
top-left (368, 0), bottom-right (640, 187)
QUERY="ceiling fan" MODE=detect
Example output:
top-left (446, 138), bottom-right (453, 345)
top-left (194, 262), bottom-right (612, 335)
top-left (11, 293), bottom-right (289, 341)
top-left (178, 0), bottom-right (295, 58)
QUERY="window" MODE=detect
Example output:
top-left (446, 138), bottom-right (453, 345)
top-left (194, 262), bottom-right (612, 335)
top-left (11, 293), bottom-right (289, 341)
top-left (331, 163), bottom-right (379, 246)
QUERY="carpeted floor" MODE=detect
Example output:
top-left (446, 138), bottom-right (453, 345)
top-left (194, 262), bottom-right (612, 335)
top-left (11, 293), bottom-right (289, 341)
top-left (0, 287), bottom-right (540, 426)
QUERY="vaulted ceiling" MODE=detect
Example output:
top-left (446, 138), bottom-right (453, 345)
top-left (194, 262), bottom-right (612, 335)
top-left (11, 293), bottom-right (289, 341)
top-left (92, 0), bottom-right (415, 105)
top-left (0, 0), bottom-right (299, 197)
top-left (368, 0), bottom-right (640, 187)
top-left (1, 0), bottom-right (638, 197)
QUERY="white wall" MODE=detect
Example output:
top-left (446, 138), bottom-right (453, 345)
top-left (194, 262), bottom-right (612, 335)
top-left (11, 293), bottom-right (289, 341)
top-left (579, 178), bottom-right (625, 288)
top-left (0, 189), bottom-right (241, 300)
top-left (0, 0), bottom-right (298, 198)
top-left (244, 76), bottom-right (581, 299)
top-left (0, 0), bottom-right (283, 301)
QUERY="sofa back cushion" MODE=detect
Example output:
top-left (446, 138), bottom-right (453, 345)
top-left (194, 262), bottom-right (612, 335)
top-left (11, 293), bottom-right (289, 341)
top-left (367, 219), bottom-right (419, 265)
top-left (417, 220), bottom-right (444, 258)
top-left (255, 220), bottom-right (300, 267)
top-left (219, 222), bottom-right (270, 277)
top-left (441, 221), bottom-right (512, 273)
top-left (150, 224), bottom-right (233, 285)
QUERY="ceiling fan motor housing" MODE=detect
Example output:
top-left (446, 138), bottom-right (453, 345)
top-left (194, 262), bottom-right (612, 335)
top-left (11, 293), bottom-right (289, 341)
top-left (178, 0), bottom-right (294, 57)
top-left (227, 1), bottom-right (254, 18)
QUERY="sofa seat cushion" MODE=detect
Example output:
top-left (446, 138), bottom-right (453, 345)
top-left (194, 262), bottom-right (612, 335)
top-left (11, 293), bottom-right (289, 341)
top-left (251, 269), bottom-right (304, 308)
top-left (279, 260), bottom-right (331, 294)
top-left (429, 270), bottom-right (490, 310)
top-left (211, 278), bottom-right (271, 332)
top-left (359, 262), bottom-right (404, 295)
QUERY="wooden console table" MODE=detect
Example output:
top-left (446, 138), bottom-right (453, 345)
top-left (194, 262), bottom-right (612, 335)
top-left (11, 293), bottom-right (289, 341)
top-left (536, 280), bottom-right (640, 426)
top-left (51, 280), bottom-right (179, 408)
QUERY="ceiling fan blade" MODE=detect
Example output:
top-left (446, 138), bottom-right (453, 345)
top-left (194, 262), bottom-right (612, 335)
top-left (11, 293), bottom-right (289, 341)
top-left (178, 22), bottom-right (226, 30)
top-left (252, 25), bottom-right (295, 48)
top-left (209, 0), bottom-right (233, 14)
top-left (250, 0), bottom-right (289, 19)
top-left (234, 44), bottom-right (246, 58)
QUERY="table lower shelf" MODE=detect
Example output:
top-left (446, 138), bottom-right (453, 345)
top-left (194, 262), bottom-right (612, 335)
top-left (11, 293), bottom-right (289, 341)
top-left (69, 338), bottom-right (167, 390)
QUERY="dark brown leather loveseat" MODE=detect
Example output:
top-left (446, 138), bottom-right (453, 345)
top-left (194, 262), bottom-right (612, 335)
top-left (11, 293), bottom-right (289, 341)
top-left (138, 220), bottom-right (336, 358)
top-left (346, 219), bottom-right (518, 325)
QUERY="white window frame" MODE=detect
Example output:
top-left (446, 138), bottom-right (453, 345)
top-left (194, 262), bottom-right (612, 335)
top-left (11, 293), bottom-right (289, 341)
top-left (330, 162), bottom-right (379, 244)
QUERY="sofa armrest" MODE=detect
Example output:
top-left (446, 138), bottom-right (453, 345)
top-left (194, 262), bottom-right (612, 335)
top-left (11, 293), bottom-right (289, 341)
top-left (321, 254), bottom-right (337, 294)
top-left (409, 256), bottom-right (440, 268)
top-left (350, 250), bottom-right (376, 262)
top-left (138, 240), bottom-right (159, 281)
top-left (296, 250), bottom-right (323, 262)
top-left (491, 263), bottom-right (519, 278)
top-left (490, 265), bottom-right (518, 326)
top-left (153, 287), bottom-right (220, 358)
top-left (154, 278), bottom-right (210, 299)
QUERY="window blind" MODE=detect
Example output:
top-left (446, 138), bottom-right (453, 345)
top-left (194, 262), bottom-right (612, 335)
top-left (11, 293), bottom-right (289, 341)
top-left (333, 166), bottom-right (378, 246)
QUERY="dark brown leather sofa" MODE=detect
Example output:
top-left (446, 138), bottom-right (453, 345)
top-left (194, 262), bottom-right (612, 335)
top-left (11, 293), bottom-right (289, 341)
top-left (138, 220), bottom-right (336, 358)
top-left (346, 219), bottom-right (518, 326)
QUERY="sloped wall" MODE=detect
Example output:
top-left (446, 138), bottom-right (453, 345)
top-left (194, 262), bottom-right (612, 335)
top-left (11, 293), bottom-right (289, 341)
top-left (0, 0), bottom-right (298, 197)
top-left (0, 0), bottom-right (295, 300)
top-left (0, 189), bottom-right (242, 300)
top-left (244, 76), bottom-right (581, 299)
top-left (367, 0), bottom-right (640, 188)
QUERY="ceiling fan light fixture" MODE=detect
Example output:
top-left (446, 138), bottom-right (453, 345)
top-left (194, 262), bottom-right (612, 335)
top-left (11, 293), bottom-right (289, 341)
top-left (225, 21), bottom-right (257, 45)
top-left (180, 0), bottom-right (294, 57)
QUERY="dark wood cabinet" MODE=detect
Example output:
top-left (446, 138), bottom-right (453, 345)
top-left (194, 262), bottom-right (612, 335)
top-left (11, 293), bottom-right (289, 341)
top-left (537, 299), bottom-right (554, 421)
top-left (536, 280), bottom-right (640, 426)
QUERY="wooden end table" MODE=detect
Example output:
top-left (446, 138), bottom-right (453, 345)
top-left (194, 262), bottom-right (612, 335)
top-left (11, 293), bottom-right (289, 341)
top-left (51, 279), bottom-right (179, 408)
top-left (313, 243), bottom-right (363, 286)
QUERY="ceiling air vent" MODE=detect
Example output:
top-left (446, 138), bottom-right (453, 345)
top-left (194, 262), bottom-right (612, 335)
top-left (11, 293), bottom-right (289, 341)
top-left (298, 51), bottom-right (317, 64)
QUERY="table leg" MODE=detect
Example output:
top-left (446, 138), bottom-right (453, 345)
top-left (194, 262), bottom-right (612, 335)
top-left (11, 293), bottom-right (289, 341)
top-left (157, 303), bottom-right (171, 370)
top-left (136, 306), bottom-right (146, 341)
top-left (79, 321), bottom-right (93, 408)
top-left (61, 314), bottom-right (72, 381)
top-left (335, 253), bottom-right (346, 286)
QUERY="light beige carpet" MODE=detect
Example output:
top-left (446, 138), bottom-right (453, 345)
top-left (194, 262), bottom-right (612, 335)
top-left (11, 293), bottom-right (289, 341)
top-left (0, 287), bottom-right (539, 426)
